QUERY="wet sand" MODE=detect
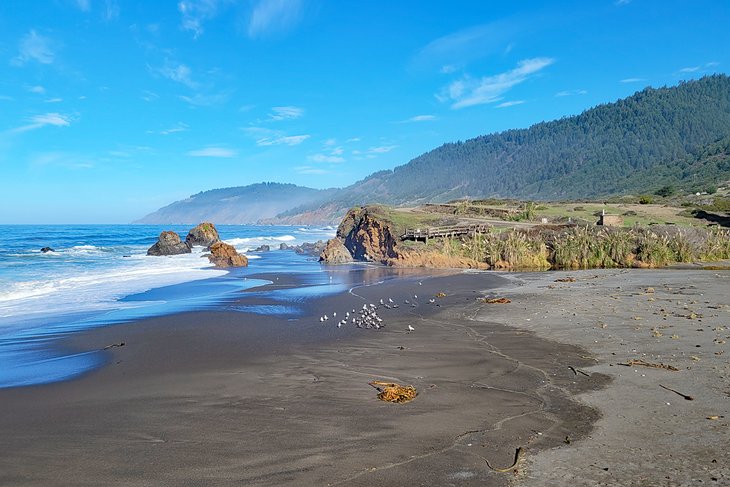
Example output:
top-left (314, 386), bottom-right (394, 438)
top-left (483, 268), bottom-right (730, 486)
top-left (0, 268), bottom-right (609, 486)
top-left (4, 266), bottom-right (726, 485)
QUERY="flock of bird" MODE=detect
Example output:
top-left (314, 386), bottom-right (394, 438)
top-left (317, 292), bottom-right (438, 333)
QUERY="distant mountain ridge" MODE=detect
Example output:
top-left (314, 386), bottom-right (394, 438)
top-left (138, 76), bottom-right (730, 225)
top-left (135, 182), bottom-right (336, 224)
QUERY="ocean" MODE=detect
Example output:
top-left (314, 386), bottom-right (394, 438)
top-left (0, 224), bottom-right (337, 388)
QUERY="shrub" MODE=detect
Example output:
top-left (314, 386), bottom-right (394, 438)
top-left (638, 195), bottom-right (653, 204)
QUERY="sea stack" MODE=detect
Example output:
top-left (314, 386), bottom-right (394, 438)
top-left (207, 241), bottom-right (248, 268)
top-left (185, 222), bottom-right (220, 249)
top-left (147, 231), bottom-right (192, 256)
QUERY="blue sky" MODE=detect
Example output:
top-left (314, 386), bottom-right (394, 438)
top-left (1, 0), bottom-right (728, 223)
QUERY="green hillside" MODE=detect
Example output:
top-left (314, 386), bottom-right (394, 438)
top-left (292, 75), bottom-right (730, 216)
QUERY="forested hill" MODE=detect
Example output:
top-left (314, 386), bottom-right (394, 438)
top-left (135, 182), bottom-right (336, 224)
top-left (282, 75), bottom-right (730, 218)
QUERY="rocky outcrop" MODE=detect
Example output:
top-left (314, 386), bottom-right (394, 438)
top-left (279, 242), bottom-right (289, 250)
top-left (207, 241), bottom-right (248, 268)
top-left (254, 244), bottom-right (270, 252)
top-left (336, 207), bottom-right (398, 263)
top-left (147, 231), bottom-right (192, 256)
top-left (185, 222), bottom-right (220, 248)
top-left (40, 247), bottom-right (54, 253)
top-left (319, 238), bottom-right (353, 264)
top-left (293, 240), bottom-right (327, 256)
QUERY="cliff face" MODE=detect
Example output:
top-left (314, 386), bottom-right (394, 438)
top-left (336, 207), bottom-right (399, 263)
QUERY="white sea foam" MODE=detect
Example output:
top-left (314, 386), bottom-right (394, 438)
top-left (0, 248), bottom-right (225, 321)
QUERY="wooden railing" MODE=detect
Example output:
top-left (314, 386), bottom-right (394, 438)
top-left (401, 223), bottom-right (490, 242)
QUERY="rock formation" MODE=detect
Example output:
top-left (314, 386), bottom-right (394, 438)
top-left (279, 242), bottom-right (289, 250)
top-left (254, 244), bottom-right (270, 252)
top-left (185, 222), bottom-right (220, 248)
top-left (40, 247), bottom-right (54, 253)
top-left (207, 241), bottom-right (248, 268)
top-left (147, 231), bottom-right (192, 256)
top-left (318, 238), bottom-right (353, 264)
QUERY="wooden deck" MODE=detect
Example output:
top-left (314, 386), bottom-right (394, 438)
top-left (401, 223), bottom-right (491, 242)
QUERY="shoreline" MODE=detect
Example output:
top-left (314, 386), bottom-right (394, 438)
top-left (0, 266), bottom-right (609, 486)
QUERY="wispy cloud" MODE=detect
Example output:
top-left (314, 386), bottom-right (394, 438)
top-left (104, 0), bottom-right (120, 20)
top-left (178, 92), bottom-right (230, 106)
top-left (620, 77), bottom-right (645, 83)
top-left (178, 0), bottom-right (229, 39)
top-left (395, 114), bottom-right (437, 123)
top-left (679, 66), bottom-right (700, 73)
top-left (45, 97), bottom-right (64, 103)
top-left (141, 90), bottom-right (159, 102)
top-left (27, 85), bottom-right (46, 94)
top-left (12, 113), bottom-right (72, 133)
top-left (615, 0), bottom-right (632, 5)
top-left (294, 165), bottom-right (330, 175)
top-left (367, 145), bottom-right (397, 154)
top-left (74, 0), bottom-right (91, 12)
top-left (187, 147), bottom-right (236, 157)
top-left (555, 89), bottom-right (587, 97)
top-left (29, 151), bottom-right (94, 170)
top-left (308, 153), bottom-right (344, 163)
top-left (155, 60), bottom-right (197, 88)
top-left (496, 100), bottom-right (525, 108)
top-left (243, 127), bottom-right (309, 146)
top-left (268, 105), bottom-right (304, 121)
top-left (258, 134), bottom-right (309, 146)
top-left (12, 30), bottom-right (56, 66)
top-left (248, 0), bottom-right (304, 39)
top-left (160, 123), bottom-right (189, 135)
top-left (412, 19), bottom-right (535, 73)
top-left (439, 57), bottom-right (554, 109)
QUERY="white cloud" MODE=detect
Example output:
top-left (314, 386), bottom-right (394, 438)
top-left (308, 154), bottom-right (344, 163)
top-left (27, 85), bottom-right (46, 94)
top-left (12, 30), bottom-right (56, 65)
top-left (141, 90), bottom-right (159, 102)
top-left (258, 134), bottom-right (309, 146)
top-left (187, 147), bottom-right (236, 157)
top-left (496, 100), bottom-right (525, 108)
top-left (324, 138), bottom-right (337, 146)
top-left (295, 165), bottom-right (330, 175)
top-left (156, 60), bottom-right (197, 88)
top-left (368, 145), bottom-right (397, 154)
top-left (706, 61), bottom-right (720, 68)
top-left (439, 57), bottom-right (554, 109)
top-left (620, 78), bottom-right (645, 83)
top-left (615, 0), bottom-right (632, 5)
top-left (269, 105), bottom-right (304, 121)
top-left (554, 89), bottom-right (587, 97)
top-left (178, 0), bottom-right (228, 38)
top-left (74, 0), bottom-right (91, 11)
top-left (248, 0), bottom-right (303, 39)
top-left (395, 114), bottom-right (437, 123)
top-left (345, 137), bottom-right (361, 143)
top-left (679, 66), bottom-right (700, 73)
top-left (104, 0), bottom-right (120, 20)
top-left (12, 112), bottom-right (72, 133)
top-left (160, 123), bottom-right (189, 135)
top-left (45, 98), bottom-right (64, 103)
top-left (178, 92), bottom-right (230, 106)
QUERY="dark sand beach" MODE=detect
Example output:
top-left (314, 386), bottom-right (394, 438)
top-left (0, 266), bottom-right (726, 486)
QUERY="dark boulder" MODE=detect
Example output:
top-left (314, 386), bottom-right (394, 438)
top-left (208, 241), bottom-right (248, 268)
top-left (147, 231), bottom-right (191, 256)
top-left (40, 247), bottom-right (55, 253)
top-left (185, 222), bottom-right (220, 248)
top-left (279, 242), bottom-right (289, 250)
top-left (254, 244), bottom-right (271, 252)
top-left (319, 238), bottom-right (353, 264)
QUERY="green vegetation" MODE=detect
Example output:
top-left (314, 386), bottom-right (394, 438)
top-left (435, 226), bottom-right (730, 270)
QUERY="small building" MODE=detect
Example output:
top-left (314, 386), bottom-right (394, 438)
top-left (597, 209), bottom-right (623, 227)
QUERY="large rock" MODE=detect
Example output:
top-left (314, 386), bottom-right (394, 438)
top-left (185, 222), bottom-right (220, 248)
top-left (147, 231), bottom-right (192, 256)
top-left (319, 238), bottom-right (353, 264)
top-left (337, 207), bottom-right (398, 263)
top-left (208, 241), bottom-right (248, 268)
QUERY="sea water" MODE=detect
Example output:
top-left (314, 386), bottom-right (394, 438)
top-left (0, 224), bottom-right (336, 388)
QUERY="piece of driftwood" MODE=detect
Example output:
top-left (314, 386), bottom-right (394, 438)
top-left (485, 447), bottom-right (523, 473)
top-left (659, 384), bottom-right (694, 401)
top-left (618, 359), bottom-right (679, 371)
top-left (102, 342), bottom-right (125, 350)
top-left (483, 297), bottom-right (511, 304)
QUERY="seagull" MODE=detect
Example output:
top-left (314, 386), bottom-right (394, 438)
top-left (324, 314), bottom-right (328, 321)
top-left (379, 298), bottom-right (384, 305)
top-left (429, 298), bottom-right (435, 304)
top-left (414, 294), bottom-right (417, 299)
top-left (404, 299), bottom-right (410, 304)
top-left (333, 312), bottom-right (337, 317)
top-left (388, 298), bottom-right (394, 303)
top-left (407, 325), bottom-right (415, 332)
top-left (319, 317), bottom-right (324, 322)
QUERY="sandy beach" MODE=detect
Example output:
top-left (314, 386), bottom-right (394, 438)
top-left (0, 266), bottom-right (727, 486)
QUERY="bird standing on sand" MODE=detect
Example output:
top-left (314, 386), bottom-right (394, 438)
top-left (407, 325), bottom-right (415, 332)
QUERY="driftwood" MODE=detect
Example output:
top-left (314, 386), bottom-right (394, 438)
top-left (485, 447), bottom-right (523, 473)
top-left (659, 384), bottom-right (694, 401)
top-left (483, 297), bottom-right (511, 304)
top-left (618, 359), bottom-right (679, 371)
